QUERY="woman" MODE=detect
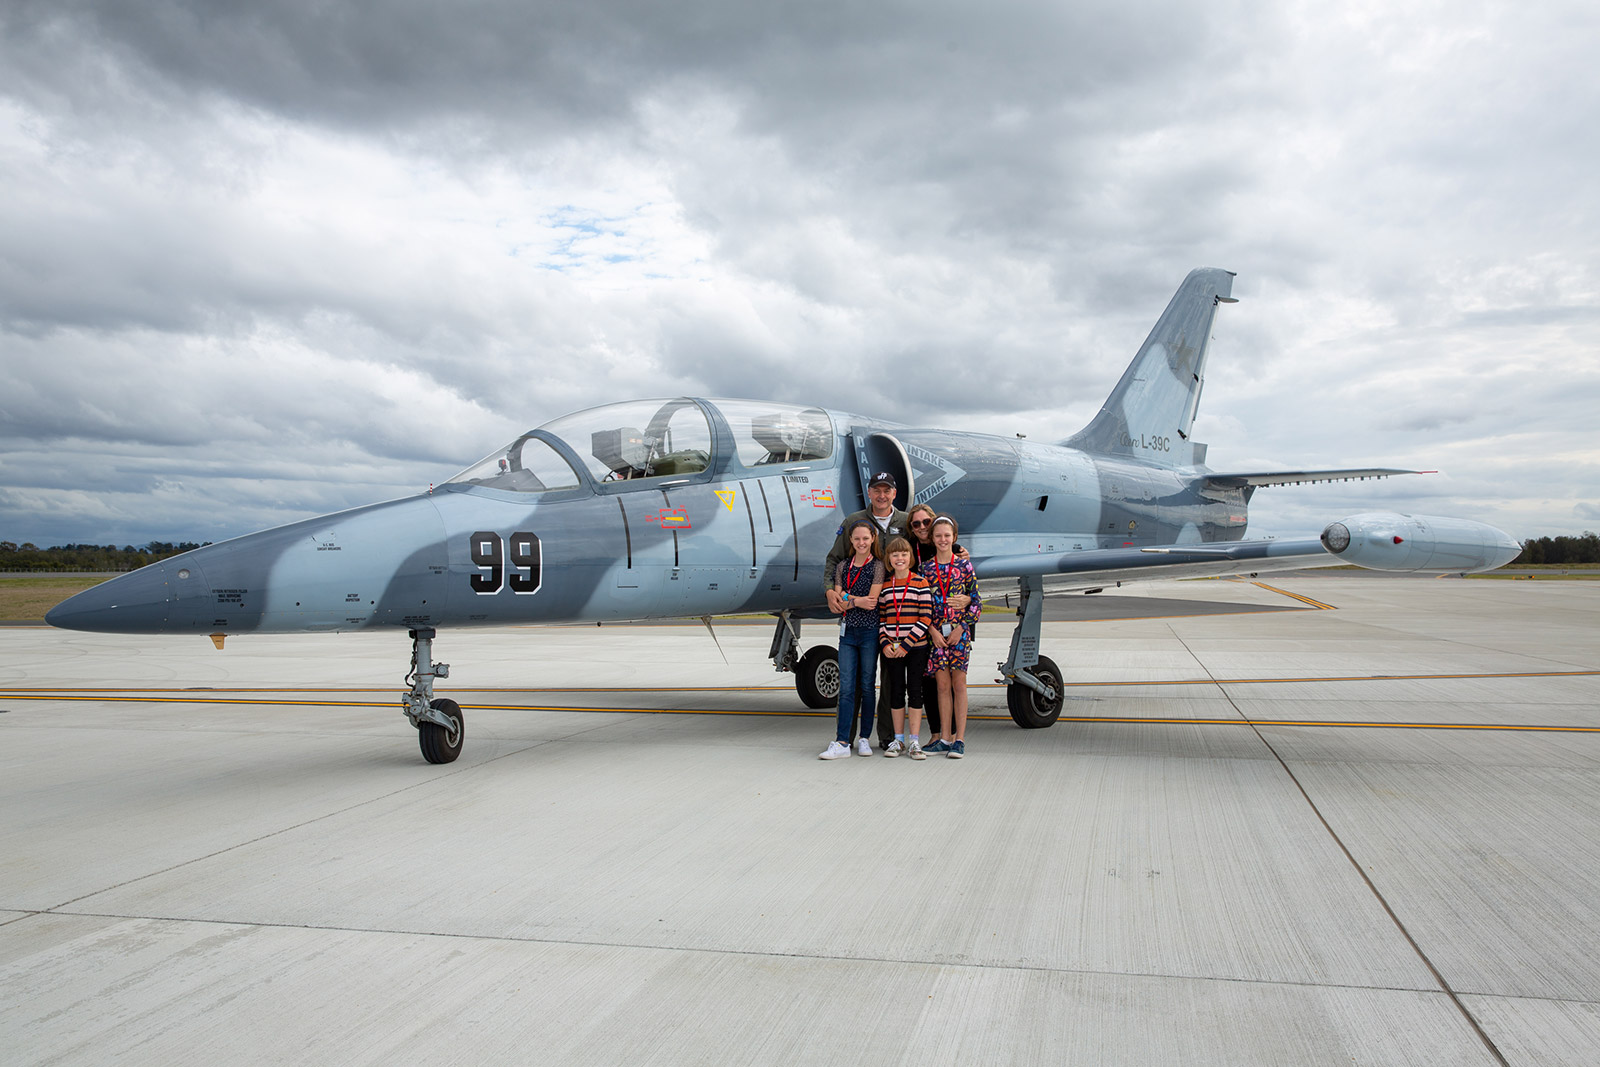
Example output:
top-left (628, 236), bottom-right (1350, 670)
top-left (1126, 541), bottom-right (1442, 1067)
top-left (920, 515), bottom-right (980, 758)
top-left (876, 536), bottom-right (933, 759)
top-left (820, 520), bottom-right (885, 759)
top-left (907, 503), bottom-right (949, 567)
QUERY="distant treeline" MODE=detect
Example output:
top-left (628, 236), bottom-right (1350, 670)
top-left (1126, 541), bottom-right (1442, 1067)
top-left (0, 541), bottom-right (212, 573)
top-left (1511, 532), bottom-right (1600, 565)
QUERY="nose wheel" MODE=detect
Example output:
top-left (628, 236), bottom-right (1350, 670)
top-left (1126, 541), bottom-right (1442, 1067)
top-left (418, 698), bottom-right (465, 763)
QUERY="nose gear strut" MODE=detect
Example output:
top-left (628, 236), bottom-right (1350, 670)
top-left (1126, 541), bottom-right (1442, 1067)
top-left (403, 628), bottom-right (464, 763)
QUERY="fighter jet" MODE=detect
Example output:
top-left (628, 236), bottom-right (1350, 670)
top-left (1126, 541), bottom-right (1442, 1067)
top-left (47, 268), bottom-right (1520, 762)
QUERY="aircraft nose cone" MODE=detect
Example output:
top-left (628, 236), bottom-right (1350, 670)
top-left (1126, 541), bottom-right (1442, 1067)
top-left (45, 561), bottom-right (192, 633)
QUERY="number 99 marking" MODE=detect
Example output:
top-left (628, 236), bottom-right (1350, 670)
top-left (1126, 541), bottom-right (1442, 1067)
top-left (469, 531), bottom-right (542, 595)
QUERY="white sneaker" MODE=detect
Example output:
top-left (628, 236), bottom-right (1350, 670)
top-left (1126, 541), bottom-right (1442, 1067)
top-left (855, 737), bottom-right (872, 756)
top-left (884, 739), bottom-right (903, 757)
top-left (820, 741), bottom-right (851, 760)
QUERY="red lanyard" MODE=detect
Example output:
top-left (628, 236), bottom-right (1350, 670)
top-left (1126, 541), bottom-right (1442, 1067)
top-left (843, 559), bottom-right (870, 596)
top-left (887, 575), bottom-right (912, 629)
top-left (933, 560), bottom-right (958, 602)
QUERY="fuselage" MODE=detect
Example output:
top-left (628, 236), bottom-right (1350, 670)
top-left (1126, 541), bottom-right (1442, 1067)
top-left (46, 397), bottom-right (1249, 636)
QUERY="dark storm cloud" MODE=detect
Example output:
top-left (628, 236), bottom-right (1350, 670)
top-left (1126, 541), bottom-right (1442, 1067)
top-left (8, 0), bottom-right (1206, 126)
top-left (4, 0), bottom-right (1260, 359)
top-left (2, 0), bottom-right (1597, 545)
top-left (8, 0), bottom-right (640, 129)
top-left (7, 0), bottom-right (1254, 281)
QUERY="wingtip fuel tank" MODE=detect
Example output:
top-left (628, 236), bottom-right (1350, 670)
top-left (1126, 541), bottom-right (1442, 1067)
top-left (1320, 512), bottom-right (1521, 573)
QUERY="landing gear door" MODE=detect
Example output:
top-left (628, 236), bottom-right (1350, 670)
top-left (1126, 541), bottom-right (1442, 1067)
top-left (849, 430), bottom-right (915, 512)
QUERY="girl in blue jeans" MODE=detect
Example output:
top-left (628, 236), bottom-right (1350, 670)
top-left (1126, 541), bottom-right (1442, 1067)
top-left (820, 520), bottom-right (884, 759)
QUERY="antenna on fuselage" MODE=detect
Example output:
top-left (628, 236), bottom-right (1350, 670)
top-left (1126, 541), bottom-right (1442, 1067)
top-left (700, 616), bottom-right (729, 664)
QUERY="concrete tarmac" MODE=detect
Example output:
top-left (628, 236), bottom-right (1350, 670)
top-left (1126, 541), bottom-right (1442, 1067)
top-left (2, 576), bottom-right (1598, 1065)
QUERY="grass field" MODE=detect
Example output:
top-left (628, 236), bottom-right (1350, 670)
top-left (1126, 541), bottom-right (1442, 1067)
top-left (0, 576), bottom-right (111, 621)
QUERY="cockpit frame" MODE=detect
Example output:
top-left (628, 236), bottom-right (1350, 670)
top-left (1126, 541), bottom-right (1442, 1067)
top-left (439, 398), bottom-right (838, 501)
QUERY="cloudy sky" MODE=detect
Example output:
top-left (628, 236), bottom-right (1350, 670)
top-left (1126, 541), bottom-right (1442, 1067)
top-left (3, 0), bottom-right (1596, 549)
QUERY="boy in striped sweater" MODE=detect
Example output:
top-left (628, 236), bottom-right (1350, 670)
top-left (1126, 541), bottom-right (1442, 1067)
top-left (877, 537), bottom-right (934, 759)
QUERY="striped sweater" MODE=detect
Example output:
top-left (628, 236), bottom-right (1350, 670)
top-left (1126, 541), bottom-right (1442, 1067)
top-left (877, 574), bottom-right (934, 649)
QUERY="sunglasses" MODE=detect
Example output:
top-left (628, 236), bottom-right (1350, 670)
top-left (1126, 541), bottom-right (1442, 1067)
top-left (910, 519), bottom-right (931, 528)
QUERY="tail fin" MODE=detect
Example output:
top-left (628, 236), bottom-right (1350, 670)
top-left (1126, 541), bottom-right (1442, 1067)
top-left (1064, 267), bottom-right (1236, 467)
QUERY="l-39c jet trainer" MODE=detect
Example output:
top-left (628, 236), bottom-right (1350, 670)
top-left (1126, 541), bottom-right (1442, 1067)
top-left (48, 268), bottom-right (1520, 763)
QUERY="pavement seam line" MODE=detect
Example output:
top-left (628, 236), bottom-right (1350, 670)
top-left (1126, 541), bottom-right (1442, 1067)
top-left (36, 907), bottom-right (1465, 996)
top-left (39, 736), bottom-right (561, 914)
top-left (1166, 623), bottom-right (1513, 1067)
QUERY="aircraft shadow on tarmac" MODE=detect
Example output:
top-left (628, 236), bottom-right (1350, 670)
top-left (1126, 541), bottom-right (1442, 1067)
top-left (1014, 593), bottom-right (1310, 623)
top-left (642, 592), bottom-right (1310, 628)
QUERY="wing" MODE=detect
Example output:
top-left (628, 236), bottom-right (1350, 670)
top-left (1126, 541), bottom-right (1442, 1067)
top-left (973, 537), bottom-right (1334, 593)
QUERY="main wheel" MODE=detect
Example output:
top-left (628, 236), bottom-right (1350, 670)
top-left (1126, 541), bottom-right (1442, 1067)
top-left (795, 645), bottom-right (840, 709)
top-left (419, 698), bottom-right (465, 763)
top-left (1007, 655), bottom-right (1064, 729)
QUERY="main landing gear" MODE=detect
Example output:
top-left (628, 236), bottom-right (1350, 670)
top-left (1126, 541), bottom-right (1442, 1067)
top-left (998, 575), bottom-right (1065, 729)
top-left (403, 628), bottom-right (464, 763)
top-left (772, 587), bottom-right (1065, 731)
top-left (770, 610), bottom-right (840, 709)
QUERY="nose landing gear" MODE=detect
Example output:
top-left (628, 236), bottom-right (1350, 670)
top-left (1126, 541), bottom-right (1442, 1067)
top-left (402, 628), bottom-right (464, 763)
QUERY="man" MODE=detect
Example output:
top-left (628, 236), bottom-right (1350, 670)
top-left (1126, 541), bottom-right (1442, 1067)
top-left (823, 472), bottom-right (910, 752)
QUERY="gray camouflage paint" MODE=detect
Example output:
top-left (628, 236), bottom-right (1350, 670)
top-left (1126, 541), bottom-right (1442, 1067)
top-left (45, 269), bottom-right (1514, 638)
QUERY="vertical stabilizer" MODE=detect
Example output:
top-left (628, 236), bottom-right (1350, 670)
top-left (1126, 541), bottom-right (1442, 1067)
top-left (1065, 267), bottom-right (1235, 467)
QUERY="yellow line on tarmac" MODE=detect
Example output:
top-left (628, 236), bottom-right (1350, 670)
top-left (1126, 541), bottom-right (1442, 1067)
top-left (3, 668), bottom-right (1596, 703)
top-left (1074, 669), bottom-right (1600, 687)
top-left (452, 709), bottom-right (1600, 732)
top-left (1045, 716), bottom-right (1600, 733)
top-left (0, 693), bottom-right (392, 708)
top-left (0, 687), bottom-right (800, 697)
top-left (1251, 581), bottom-right (1338, 609)
top-left (4, 692), bottom-right (1598, 733)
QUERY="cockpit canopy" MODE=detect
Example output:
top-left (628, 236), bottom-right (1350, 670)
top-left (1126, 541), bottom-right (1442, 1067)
top-left (445, 398), bottom-right (834, 493)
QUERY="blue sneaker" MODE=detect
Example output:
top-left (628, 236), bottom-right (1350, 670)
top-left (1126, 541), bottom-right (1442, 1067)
top-left (948, 740), bottom-right (965, 759)
top-left (925, 739), bottom-right (950, 754)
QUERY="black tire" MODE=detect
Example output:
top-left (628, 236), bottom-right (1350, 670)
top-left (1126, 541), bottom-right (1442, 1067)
top-left (795, 645), bottom-right (840, 709)
top-left (419, 698), bottom-right (465, 763)
top-left (1007, 655), bottom-right (1064, 729)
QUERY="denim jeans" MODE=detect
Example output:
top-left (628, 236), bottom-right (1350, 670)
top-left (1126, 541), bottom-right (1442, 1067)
top-left (835, 627), bottom-right (879, 744)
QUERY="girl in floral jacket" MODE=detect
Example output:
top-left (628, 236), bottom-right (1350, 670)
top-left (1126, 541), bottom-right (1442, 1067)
top-left (919, 515), bottom-right (980, 758)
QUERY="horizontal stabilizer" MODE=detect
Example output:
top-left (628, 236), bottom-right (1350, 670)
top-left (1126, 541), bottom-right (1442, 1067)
top-left (1203, 468), bottom-right (1423, 490)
